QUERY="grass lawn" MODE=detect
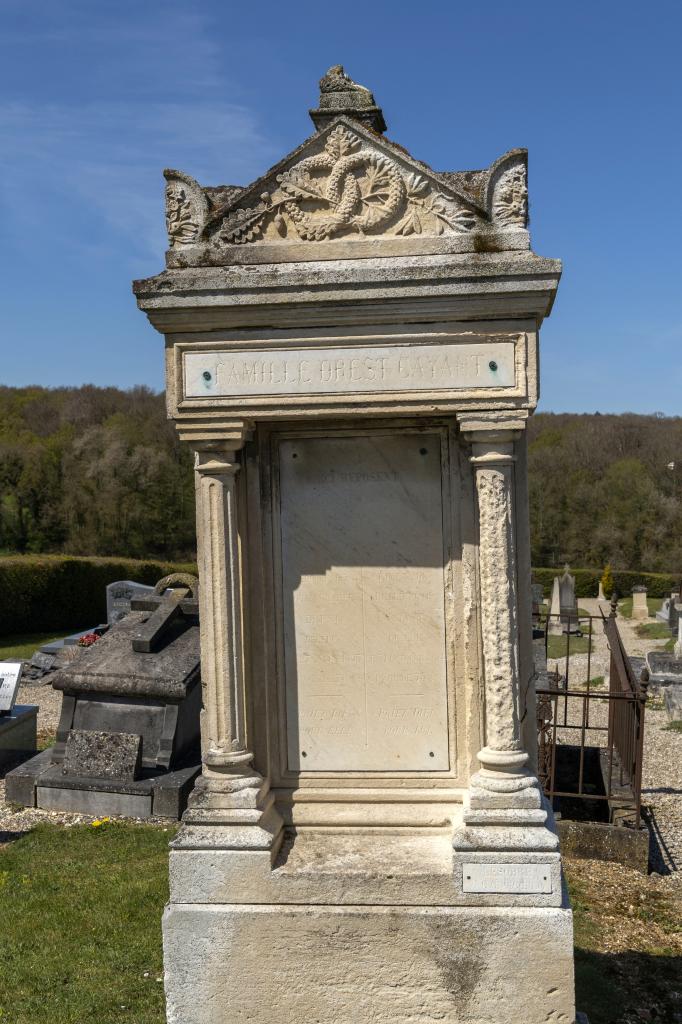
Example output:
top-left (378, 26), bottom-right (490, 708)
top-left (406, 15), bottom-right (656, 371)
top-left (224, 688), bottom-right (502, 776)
top-left (0, 632), bottom-right (66, 661)
top-left (635, 621), bottom-right (674, 642)
top-left (618, 596), bottom-right (664, 619)
top-left (0, 822), bottom-right (176, 1024)
top-left (546, 633), bottom-right (592, 660)
top-left (2, 825), bottom-right (681, 1023)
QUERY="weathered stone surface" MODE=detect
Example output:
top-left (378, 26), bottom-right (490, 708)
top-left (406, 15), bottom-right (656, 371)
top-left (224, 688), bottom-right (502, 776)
top-left (62, 729), bottom-right (142, 781)
top-left (557, 818), bottom-right (650, 874)
top-left (280, 433), bottom-right (449, 772)
top-left (162, 902), bottom-right (576, 1024)
top-left (50, 611), bottom-right (199, 699)
top-left (646, 650), bottom-right (682, 683)
top-left (134, 67), bottom-right (572, 1024)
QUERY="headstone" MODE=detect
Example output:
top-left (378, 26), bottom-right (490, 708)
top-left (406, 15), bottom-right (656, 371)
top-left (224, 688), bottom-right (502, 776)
top-left (656, 597), bottom-right (671, 624)
top-left (631, 585), bottom-right (648, 621)
top-left (598, 580), bottom-right (606, 601)
top-left (668, 591), bottom-right (680, 632)
top-left (0, 661), bottom-right (22, 714)
top-left (6, 575), bottom-right (202, 820)
top-left (106, 580), bottom-right (155, 624)
top-left (675, 617), bottom-right (682, 660)
top-left (531, 582), bottom-right (544, 621)
top-left (645, 650), bottom-right (682, 687)
top-left (559, 565), bottom-right (580, 634)
top-left (131, 69), bottom-right (576, 1024)
top-left (548, 576), bottom-right (563, 635)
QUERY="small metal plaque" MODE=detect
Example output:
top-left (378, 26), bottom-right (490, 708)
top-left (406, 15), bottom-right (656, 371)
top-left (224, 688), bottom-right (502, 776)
top-left (0, 662), bottom-right (22, 714)
top-left (462, 863), bottom-right (552, 894)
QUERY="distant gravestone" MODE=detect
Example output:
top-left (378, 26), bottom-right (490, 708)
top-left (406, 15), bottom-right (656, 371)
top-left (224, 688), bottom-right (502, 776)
top-left (559, 565), bottom-right (580, 634)
top-left (531, 583), bottom-right (544, 620)
top-left (656, 597), bottom-right (671, 624)
top-left (669, 592), bottom-right (682, 634)
top-left (548, 576), bottom-right (562, 635)
top-left (597, 581), bottom-right (606, 601)
top-left (632, 585), bottom-right (648, 621)
top-left (106, 580), bottom-right (155, 624)
top-left (0, 662), bottom-right (23, 714)
top-left (675, 618), bottom-right (682, 661)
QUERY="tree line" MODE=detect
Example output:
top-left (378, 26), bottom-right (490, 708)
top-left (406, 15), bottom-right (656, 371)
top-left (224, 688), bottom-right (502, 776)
top-left (1, 386), bottom-right (680, 573)
top-left (0, 385), bottom-right (195, 560)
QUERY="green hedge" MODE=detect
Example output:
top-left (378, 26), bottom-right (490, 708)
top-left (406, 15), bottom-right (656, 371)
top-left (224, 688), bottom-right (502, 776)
top-left (531, 567), bottom-right (679, 600)
top-left (0, 556), bottom-right (197, 636)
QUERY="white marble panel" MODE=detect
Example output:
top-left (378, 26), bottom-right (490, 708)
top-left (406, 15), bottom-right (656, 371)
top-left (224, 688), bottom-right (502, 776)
top-left (279, 433), bottom-right (450, 772)
top-left (185, 341), bottom-right (515, 399)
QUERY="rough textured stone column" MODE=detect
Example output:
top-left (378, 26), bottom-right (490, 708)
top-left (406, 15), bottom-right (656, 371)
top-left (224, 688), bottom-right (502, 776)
top-left (453, 415), bottom-right (559, 864)
top-left (470, 432), bottom-right (528, 784)
top-left (174, 420), bottom-right (282, 852)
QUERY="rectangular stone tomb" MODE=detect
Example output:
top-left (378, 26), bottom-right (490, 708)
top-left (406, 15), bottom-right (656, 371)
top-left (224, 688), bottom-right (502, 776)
top-left (6, 584), bottom-right (202, 820)
top-left (279, 432), bottom-right (449, 772)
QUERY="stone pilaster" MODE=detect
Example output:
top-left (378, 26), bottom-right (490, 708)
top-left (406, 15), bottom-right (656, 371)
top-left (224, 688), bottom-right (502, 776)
top-left (453, 414), bottom-right (559, 883)
top-left (175, 419), bottom-right (283, 855)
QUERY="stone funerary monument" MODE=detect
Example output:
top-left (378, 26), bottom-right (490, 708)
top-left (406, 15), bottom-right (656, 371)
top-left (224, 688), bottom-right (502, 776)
top-left (134, 66), bottom-right (576, 1024)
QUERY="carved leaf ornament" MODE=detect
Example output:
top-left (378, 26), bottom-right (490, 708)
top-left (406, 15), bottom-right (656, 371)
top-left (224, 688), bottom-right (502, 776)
top-left (220, 126), bottom-right (477, 244)
top-left (492, 164), bottom-right (527, 227)
top-left (165, 182), bottom-right (200, 245)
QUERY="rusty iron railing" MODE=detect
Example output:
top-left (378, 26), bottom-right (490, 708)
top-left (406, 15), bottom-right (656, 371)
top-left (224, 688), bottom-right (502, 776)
top-left (536, 596), bottom-right (648, 828)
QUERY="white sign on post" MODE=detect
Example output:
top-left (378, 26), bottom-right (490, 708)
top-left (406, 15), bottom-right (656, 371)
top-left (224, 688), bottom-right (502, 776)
top-left (0, 661), bottom-right (23, 714)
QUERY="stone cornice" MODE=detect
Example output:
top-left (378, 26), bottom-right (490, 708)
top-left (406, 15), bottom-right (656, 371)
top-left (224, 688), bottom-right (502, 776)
top-left (135, 252), bottom-right (561, 335)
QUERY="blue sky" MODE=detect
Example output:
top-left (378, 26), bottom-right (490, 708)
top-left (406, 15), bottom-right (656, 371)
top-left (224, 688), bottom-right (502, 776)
top-left (2, 1), bottom-right (681, 413)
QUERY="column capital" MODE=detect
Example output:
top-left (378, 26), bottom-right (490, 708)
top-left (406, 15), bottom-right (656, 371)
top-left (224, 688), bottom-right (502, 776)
top-left (457, 410), bottom-right (528, 447)
top-left (174, 416), bottom-right (254, 452)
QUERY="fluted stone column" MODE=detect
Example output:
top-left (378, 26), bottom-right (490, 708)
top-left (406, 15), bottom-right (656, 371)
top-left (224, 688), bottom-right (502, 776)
top-left (176, 422), bottom-right (282, 854)
top-left (453, 416), bottom-right (559, 875)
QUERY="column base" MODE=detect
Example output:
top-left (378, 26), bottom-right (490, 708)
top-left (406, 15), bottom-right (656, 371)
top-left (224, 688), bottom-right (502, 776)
top-left (452, 772), bottom-right (563, 906)
top-left (179, 771), bottom-right (284, 858)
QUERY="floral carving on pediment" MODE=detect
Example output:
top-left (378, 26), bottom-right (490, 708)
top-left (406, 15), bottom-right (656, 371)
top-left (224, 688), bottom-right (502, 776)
top-left (218, 126), bottom-right (478, 245)
top-left (491, 163), bottom-right (527, 228)
top-left (164, 170), bottom-right (208, 248)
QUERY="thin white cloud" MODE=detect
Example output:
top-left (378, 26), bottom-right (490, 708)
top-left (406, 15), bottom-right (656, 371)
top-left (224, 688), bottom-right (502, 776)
top-left (0, 3), bottom-right (279, 264)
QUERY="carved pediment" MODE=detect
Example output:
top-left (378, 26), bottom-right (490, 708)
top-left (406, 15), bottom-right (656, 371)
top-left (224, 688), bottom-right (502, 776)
top-left (164, 116), bottom-right (528, 267)
top-left (216, 122), bottom-right (482, 246)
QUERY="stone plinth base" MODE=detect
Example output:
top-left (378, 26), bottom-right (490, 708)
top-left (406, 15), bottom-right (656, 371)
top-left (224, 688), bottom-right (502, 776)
top-left (5, 749), bottom-right (200, 820)
top-left (163, 900), bottom-right (576, 1024)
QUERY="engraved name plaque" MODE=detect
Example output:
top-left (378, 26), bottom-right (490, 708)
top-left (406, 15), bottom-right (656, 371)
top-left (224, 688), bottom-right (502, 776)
top-left (462, 863), bottom-right (553, 894)
top-left (185, 340), bottom-right (515, 400)
top-left (279, 432), bottom-right (450, 772)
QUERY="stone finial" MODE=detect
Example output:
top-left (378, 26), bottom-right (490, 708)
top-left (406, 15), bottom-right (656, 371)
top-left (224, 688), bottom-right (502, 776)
top-left (310, 64), bottom-right (387, 134)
